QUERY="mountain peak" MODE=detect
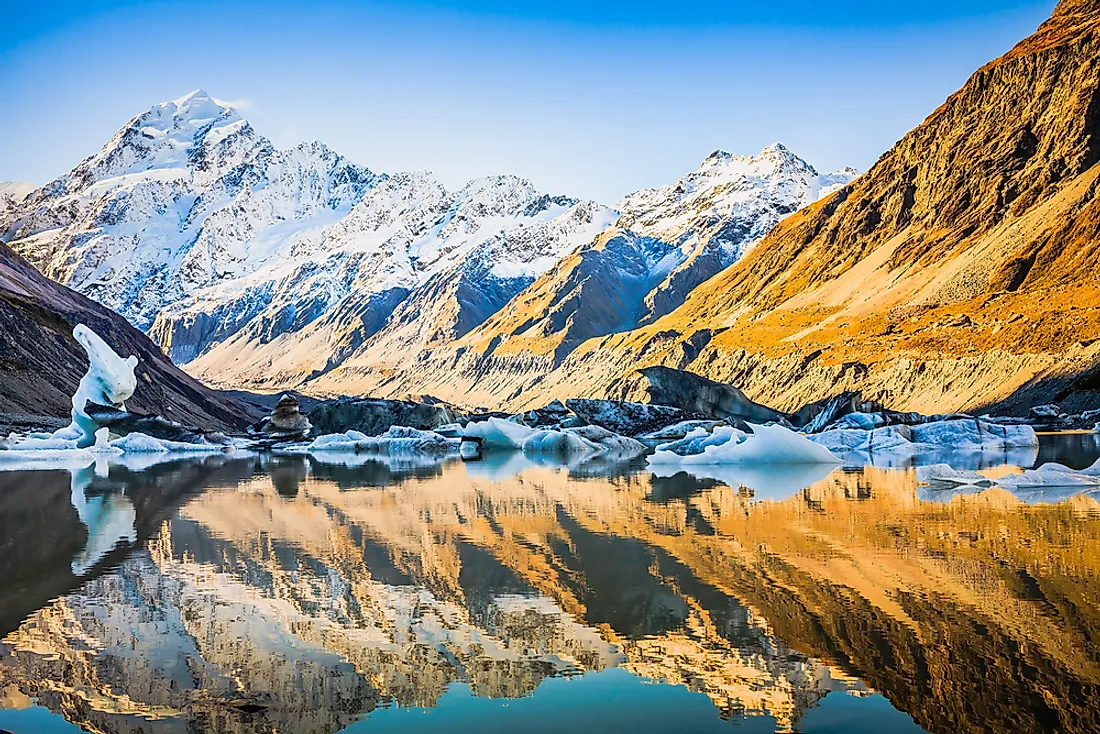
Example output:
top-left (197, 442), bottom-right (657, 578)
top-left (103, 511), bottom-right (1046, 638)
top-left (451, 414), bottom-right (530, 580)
top-left (173, 89), bottom-right (211, 105)
top-left (760, 142), bottom-right (791, 156)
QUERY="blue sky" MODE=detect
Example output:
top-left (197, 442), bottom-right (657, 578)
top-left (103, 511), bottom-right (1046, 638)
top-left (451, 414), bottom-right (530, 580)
top-left (2, 0), bottom-right (1057, 203)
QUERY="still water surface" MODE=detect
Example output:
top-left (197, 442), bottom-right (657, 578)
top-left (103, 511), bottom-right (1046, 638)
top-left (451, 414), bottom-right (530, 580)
top-left (1, 434), bottom-right (1099, 733)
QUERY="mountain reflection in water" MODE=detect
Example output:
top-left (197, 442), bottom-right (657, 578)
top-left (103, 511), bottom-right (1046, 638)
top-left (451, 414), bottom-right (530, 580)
top-left (0, 437), bottom-right (1098, 734)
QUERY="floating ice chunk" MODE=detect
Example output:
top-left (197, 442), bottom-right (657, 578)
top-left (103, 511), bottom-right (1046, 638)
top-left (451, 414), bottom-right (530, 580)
top-left (916, 464), bottom-right (994, 487)
top-left (827, 412), bottom-right (886, 431)
top-left (639, 420), bottom-right (725, 441)
top-left (464, 418), bottom-right (538, 450)
top-left (808, 426), bottom-right (917, 454)
top-left (910, 420), bottom-right (1038, 449)
top-left (109, 432), bottom-right (227, 453)
top-left (3, 434), bottom-right (81, 451)
top-left (994, 463), bottom-right (1100, 490)
top-left (653, 426), bottom-right (748, 458)
top-left (434, 423), bottom-right (465, 438)
top-left (650, 423), bottom-right (842, 465)
top-left (307, 427), bottom-right (456, 455)
top-left (522, 429), bottom-right (601, 456)
top-left (0, 447), bottom-right (96, 470)
top-left (563, 425), bottom-right (648, 455)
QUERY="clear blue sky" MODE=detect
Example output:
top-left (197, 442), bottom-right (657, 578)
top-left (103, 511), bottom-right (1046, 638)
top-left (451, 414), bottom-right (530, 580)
top-left (2, 0), bottom-right (1057, 203)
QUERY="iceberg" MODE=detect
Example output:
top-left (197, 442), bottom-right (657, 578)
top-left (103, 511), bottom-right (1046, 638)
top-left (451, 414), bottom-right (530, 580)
top-left (110, 432), bottom-right (229, 454)
top-left (522, 429), bottom-right (602, 456)
top-left (463, 417), bottom-right (647, 458)
top-left (808, 426), bottom-right (918, 455)
top-left (57, 325), bottom-right (139, 448)
top-left (910, 419), bottom-right (1038, 450)
top-left (639, 420), bottom-right (725, 441)
top-left (562, 425), bottom-right (647, 455)
top-left (464, 417), bottom-right (538, 450)
top-left (915, 464), bottom-right (994, 487)
top-left (916, 458), bottom-right (1100, 504)
top-left (649, 423), bottom-right (843, 466)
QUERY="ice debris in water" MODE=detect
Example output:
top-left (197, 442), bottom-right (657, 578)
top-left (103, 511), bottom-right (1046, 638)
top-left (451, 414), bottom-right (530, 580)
top-left (306, 427), bottom-right (457, 456)
top-left (909, 419), bottom-right (1038, 450)
top-left (463, 417), bottom-right (646, 457)
top-left (919, 458), bottom-right (1100, 492)
top-left (0, 326), bottom-right (236, 468)
top-left (808, 418), bottom-right (1039, 456)
top-left (649, 423), bottom-right (842, 465)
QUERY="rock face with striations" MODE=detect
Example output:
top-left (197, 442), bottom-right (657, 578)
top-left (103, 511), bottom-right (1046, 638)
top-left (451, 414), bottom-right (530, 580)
top-left (0, 242), bottom-right (257, 429)
top-left (631, 366), bottom-right (790, 423)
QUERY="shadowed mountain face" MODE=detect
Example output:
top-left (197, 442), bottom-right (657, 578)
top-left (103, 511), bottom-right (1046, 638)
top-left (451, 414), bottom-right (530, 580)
top-left (302, 0), bottom-right (1100, 415)
top-left (1, 457), bottom-right (1099, 733)
top-left (0, 243), bottom-right (257, 427)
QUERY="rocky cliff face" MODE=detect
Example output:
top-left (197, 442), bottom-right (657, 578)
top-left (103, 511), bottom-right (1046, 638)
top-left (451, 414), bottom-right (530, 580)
top-left (305, 0), bottom-right (1100, 414)
top-left (0, 242), bottom-right (255, 427)
top-left (272, 146), bottom-right (854, 400)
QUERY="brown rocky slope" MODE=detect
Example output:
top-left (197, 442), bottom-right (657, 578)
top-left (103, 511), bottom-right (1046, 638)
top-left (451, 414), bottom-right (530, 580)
top-left (299, 0), bottom-right (1100, 414)
top-left (0, 243), bottom-right (256, 429)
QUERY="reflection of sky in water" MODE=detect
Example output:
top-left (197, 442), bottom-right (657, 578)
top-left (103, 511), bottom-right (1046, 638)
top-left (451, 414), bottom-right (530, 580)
top-left (0, 432), bottom-right (1097, 734)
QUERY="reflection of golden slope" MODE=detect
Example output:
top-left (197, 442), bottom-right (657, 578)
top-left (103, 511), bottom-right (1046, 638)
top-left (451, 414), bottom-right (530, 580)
top-left (260, 462), bottom-right (1100, 733)
top-left (5, 462), bottom-right (1100, 734)
top-left (226, 468), bottom-right (863, 729)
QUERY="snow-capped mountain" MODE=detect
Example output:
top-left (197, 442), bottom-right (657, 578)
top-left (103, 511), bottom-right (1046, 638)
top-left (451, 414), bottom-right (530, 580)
top-left (439, 145), bottom-right (859, 357)
top-left (2, 91), bottom-right (855, 395)
top-left (165, 175), bottom-right (615, 381)
top-left (2, 90), bottom-right (376, 331)
top-left (1, 91), bottom-right (611, 370)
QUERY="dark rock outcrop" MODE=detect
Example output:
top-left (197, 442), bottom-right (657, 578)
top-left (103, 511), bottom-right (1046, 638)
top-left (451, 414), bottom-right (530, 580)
top-left (308, 397), bottom-right (456, 437)
top-left (85, 403), bottom-right (228, 444)
top-left (565, 398), bottom-right (698, 436)
top-left (636, 366), bottom-right (789, 423)
top-left (249, 394), bottom-right (312, 440)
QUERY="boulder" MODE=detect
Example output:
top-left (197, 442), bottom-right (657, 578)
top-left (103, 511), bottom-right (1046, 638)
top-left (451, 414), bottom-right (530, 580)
top-left (250, 394), bottom-right (312, 441)
top-left (309, 397), bottom-right (456, 437)
top-left (636, 366), bottom-right (790, 423)
top-left (565, 398), bottom-right (697, 436)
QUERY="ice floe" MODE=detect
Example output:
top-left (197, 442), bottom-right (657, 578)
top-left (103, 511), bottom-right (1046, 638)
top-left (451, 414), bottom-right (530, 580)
top-left (463, 417), bottom-right (647, 458)
top-left (303, 426), bottom-right (457, 456)
top-left (649, 423), bottom-right (842, 466)
top-left (916, 458), bottom-right (1100, 504)
top-left (807, 419), bottom-right (1039, 462)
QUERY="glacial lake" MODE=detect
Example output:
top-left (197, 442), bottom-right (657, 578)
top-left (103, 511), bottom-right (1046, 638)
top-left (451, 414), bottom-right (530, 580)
top-left (1, 433), bottom-right (1099, 733)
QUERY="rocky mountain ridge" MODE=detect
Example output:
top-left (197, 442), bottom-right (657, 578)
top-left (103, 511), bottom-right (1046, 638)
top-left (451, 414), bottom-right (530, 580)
top-left (298, 0), bottom-right (1100, 415)
top-left (182, 143), bottom-right (855, 391)
top-left (0, 93), bottom-right (853, 400)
